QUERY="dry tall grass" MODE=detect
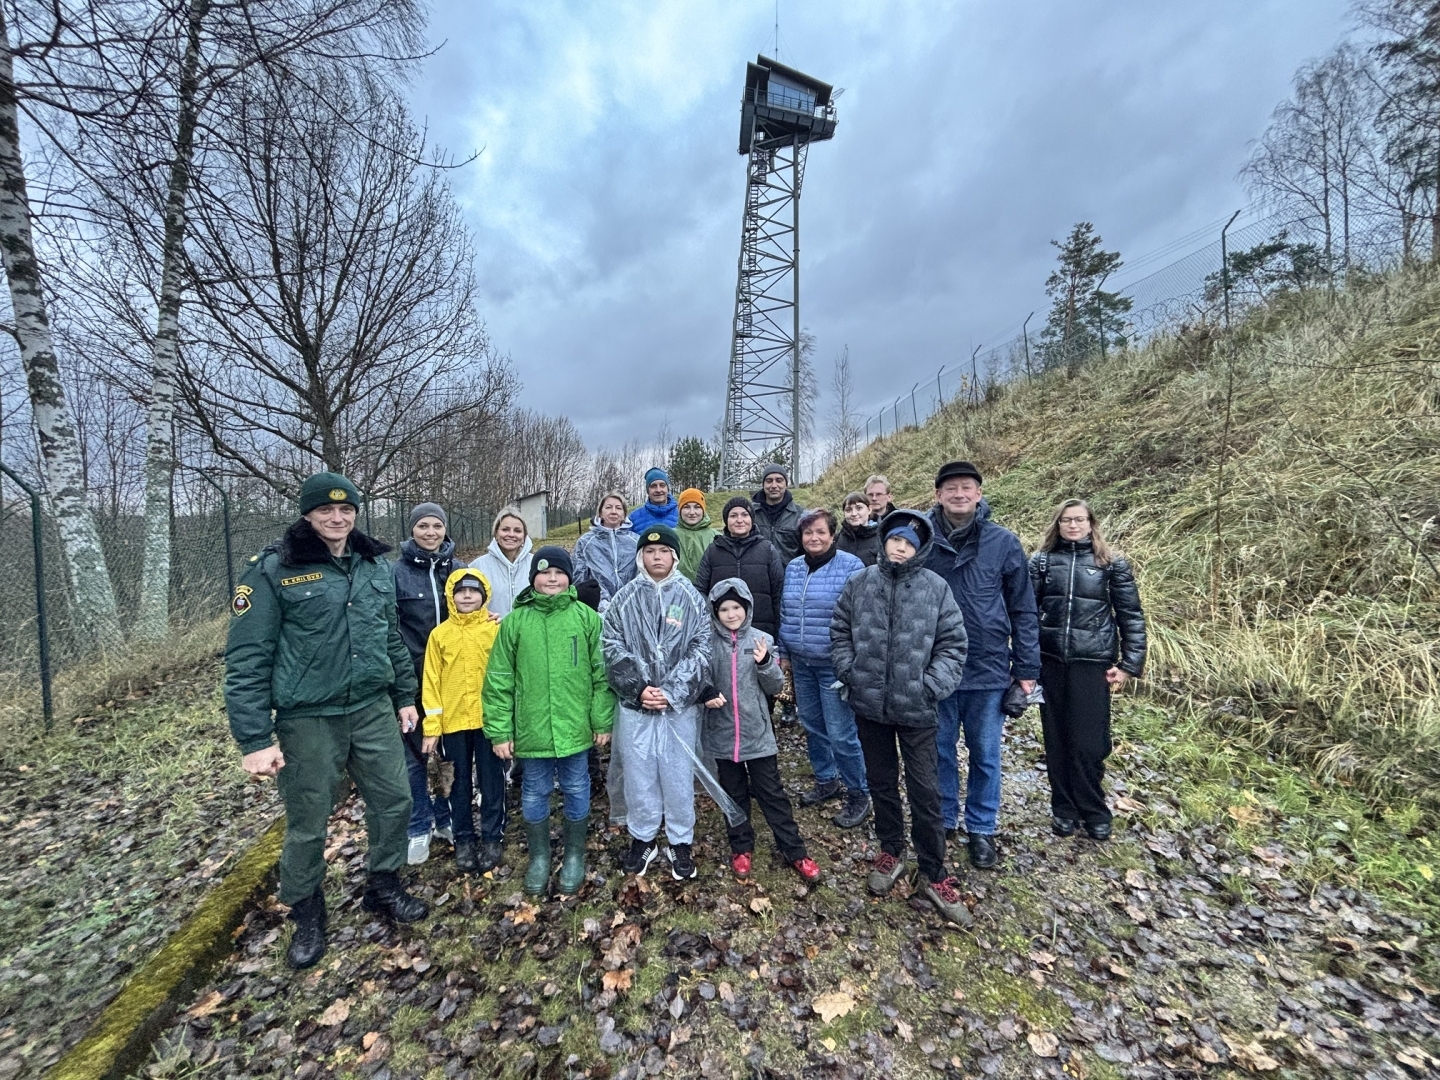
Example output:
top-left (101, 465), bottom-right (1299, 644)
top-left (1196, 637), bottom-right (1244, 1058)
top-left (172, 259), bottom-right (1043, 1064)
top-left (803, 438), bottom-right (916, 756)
top-left (815, 266), bottom-right (1440, 810)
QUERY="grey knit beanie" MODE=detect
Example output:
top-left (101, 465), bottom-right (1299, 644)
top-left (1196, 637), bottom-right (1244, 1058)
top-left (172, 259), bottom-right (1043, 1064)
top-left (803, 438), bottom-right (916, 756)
top-left (408, 502), bottom-right (448, 533)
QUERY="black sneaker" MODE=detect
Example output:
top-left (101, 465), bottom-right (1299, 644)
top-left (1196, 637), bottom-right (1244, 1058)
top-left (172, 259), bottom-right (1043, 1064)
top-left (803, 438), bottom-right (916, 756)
top-left (620, 837), bottom-right (659, 876)
top-left (800, 778), bottom-right (845, 806)
top-left (1051, 816), bottom-right (1077, 837)
top-left (834, 791), bottom-right (872, 829)
top-left (666, 843), bottom-right (698, 880)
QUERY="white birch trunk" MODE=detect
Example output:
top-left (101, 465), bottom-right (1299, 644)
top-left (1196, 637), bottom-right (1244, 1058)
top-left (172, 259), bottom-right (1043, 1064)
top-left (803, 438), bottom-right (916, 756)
top-left (135, 0), bottom-right (209, 642)
top-left (0, 13), bottom-right (124, 652)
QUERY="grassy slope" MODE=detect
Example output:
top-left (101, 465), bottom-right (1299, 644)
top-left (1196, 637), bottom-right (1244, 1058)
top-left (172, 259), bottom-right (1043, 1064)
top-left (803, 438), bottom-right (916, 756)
top-left (813, 267), bottom-right (1440, 818)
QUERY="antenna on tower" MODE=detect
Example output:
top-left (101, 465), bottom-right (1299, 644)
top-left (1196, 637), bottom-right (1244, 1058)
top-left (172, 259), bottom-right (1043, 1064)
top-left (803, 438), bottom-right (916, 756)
top-left (718, 56), bottom-right (837, 487)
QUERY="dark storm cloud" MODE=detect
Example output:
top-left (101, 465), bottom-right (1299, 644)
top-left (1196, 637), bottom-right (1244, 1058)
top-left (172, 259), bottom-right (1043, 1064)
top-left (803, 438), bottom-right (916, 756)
top-left (408, 1), bottom-right (1350, 456)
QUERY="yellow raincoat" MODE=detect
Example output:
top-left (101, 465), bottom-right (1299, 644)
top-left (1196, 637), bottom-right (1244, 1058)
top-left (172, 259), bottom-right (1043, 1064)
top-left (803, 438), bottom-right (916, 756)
top-left (421, 568), bottom-right (500, 736)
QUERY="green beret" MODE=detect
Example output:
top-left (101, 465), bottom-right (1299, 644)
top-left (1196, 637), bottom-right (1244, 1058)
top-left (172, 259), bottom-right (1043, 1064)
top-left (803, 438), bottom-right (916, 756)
top-left (638, 523), bottom-right (681, 557)
top-left (298, 471), bottom-right (361, 515)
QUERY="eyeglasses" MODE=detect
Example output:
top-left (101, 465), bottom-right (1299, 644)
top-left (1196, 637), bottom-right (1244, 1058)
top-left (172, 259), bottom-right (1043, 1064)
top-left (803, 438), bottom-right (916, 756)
top-left (1059, 516), bottom-right (1090, 525)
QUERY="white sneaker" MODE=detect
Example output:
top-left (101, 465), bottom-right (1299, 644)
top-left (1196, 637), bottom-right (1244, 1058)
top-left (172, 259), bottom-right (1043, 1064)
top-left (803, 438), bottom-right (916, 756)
top-left (433, 824), bottom-right (454, 844)
top-left (407, 833), bottom-right (431, 865)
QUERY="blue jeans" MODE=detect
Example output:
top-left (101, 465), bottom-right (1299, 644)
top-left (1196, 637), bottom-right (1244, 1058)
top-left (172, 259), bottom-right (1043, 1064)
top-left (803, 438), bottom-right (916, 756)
top-left (520, 751), bottom-right (592, 824)
top-left (403, 729), bottom-right (450, 838)
top-left (791, 659), bottom-right (868, 794)
top-left (936, 688), bottom-right (1006, 834)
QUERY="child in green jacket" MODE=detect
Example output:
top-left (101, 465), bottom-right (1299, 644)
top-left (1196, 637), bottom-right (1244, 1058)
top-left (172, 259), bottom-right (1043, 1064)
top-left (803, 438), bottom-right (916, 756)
top-left (483, 546), bottom-right (616, 897)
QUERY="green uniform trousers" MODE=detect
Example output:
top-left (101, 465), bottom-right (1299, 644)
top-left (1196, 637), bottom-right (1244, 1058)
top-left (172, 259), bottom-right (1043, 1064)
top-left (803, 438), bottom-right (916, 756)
top-left (275, 694), bottom-right (412, 903)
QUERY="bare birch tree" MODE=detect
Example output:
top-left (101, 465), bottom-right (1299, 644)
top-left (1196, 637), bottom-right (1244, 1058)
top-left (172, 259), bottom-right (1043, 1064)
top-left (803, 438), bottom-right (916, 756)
top-left (827, 344), bottom-right (861, 465)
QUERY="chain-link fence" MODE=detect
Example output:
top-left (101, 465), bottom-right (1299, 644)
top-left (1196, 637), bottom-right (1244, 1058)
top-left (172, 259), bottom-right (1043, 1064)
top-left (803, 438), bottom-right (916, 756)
top-left (859, 204), bottom-right (1408, 440)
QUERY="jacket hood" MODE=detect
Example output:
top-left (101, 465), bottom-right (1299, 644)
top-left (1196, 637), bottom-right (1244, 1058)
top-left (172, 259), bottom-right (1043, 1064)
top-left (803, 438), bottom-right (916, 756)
top-left (633, 546), bottom-right (684, 586)
top-left (589, 513), bottom-right (636, 534)
top-left (279, 518), bottom-right (390, 567)
top-left (486, 533), bottom-right (534, 565)
top-left (444, 566), bottom-right (493, 622)
top-left (707, 576), bottom-right (755, 634)
top-left (678, 510), bottom-right (714, 531)
top-left (877, 509), bottom-right (934, 576)
top-left (400, 536), bottom-right (456, 564)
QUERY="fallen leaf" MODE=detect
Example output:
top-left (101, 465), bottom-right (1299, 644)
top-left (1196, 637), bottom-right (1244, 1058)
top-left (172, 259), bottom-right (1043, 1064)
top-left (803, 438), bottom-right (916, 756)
top-left (1114, 796), bottom-right (1146, 813)
top-left (359, 1035), bottom-right (390, 1066)
top-left (1028, 1030), bottom-right (1060, 1058)
top-left (820, 1037), bottom-right (837, 1052)
top-left (511, 902), bottom-right (539, 926)
top-left (1397, 1047), bottom-right (1439, 1070)
top-left (1124, 868), bottom-right (1146, 889)
top-left (813, 990), bottom-right (856, 1024)
top-left (1193, 1045), bottom-right (1221, 1065)
top-left (749, 896), bottom-right (772, 915)
top-left (186, 991), bottom-right (225, 1019)
top-left (1224, 1037), bottom-right (1280, 1072)
top-left (1028, 950), bottom-right (1056, 967)
top-left (318, 999), bottom-right (351, 1026)
top-left (718, 982), bottom-right (735, 1004)
top-left (895, 1019), bottom-right (913, 1042)
top-left (668, 1025), bottom-right (692, 1051)
top-left (362, 1032), bottom-right (379, 1050)
top-left (1227, 804), bottom-right (1264, 825)
top-left (602, 968), bottom-right (633, 992)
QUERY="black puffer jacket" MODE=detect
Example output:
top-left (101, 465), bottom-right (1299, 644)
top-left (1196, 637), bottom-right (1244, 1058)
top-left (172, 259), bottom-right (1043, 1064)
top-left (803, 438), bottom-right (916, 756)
top-left (1029, 540), bottom-right (1147, 676)
top-left (392, 537), bottom-right (459, 684)
top-left (837, 519), bottom-right (879, 566)
top-left (830, 510), bottom-right (968, 728)
top-left (694, 531), bottom-right (786, 640)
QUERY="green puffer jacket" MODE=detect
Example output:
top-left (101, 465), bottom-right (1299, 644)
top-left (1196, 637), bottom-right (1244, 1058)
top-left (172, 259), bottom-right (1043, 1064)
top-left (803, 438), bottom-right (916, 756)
top-left (224, 521), bottom-right (416, 754)
top-left (481, 586), bottom-right (616, 758)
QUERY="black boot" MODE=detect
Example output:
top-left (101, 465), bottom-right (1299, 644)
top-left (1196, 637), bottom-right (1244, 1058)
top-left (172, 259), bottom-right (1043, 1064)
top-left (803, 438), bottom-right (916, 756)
top-left (361, 871), bottom-right (429, 923)
top-left (286, 890), bottom-right (327, 969)
top-left (454, 840), bottom-right (479, 872)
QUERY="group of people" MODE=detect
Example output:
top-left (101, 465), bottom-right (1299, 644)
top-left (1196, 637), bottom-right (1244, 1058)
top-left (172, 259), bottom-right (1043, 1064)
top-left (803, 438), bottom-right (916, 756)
top-left (223, 460), bottom-right (1146, 968)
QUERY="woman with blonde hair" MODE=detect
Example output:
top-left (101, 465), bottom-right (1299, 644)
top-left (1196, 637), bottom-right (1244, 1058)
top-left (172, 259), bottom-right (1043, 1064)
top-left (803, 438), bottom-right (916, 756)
top-left (1029, 500), bottom-right (1146, 842)
top-left (469, 506), bottom-right (534, 618)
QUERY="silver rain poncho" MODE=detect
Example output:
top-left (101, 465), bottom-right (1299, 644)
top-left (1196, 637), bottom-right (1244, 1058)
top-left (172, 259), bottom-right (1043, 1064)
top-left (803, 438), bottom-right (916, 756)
top-left (602, 552), bottom-right (744, 836)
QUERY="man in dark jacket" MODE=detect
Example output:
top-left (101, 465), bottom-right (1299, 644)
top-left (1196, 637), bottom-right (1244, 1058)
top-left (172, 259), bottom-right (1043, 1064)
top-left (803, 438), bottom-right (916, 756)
top-left (226, 472), bottom-right (429, 969)
top-left (924, 461), bottom-right (1041, 869)
top-left (831, 511), bottom-right (970, 924)
top-left (392, 502), bottom-right (458, 863)
top-left (751, 463), bottom-right (805, 563)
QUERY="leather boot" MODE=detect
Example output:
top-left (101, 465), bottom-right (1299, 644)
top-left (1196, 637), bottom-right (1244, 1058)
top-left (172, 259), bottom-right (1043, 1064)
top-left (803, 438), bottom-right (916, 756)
top-left (454, 840), bottom-right (479, 873)
top-left (286, 890), bottom-right (326, 969)
top-left (523, 818), bottom-right (552, 896)
top-left (557, 815), bottom-right (590, 895)
top-left (361, 870), bottom-right (429, 923)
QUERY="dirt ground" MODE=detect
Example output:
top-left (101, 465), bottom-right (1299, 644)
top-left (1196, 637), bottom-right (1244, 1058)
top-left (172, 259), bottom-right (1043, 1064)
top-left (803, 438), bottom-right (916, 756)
top-left (124, 696), bottom-right (1438, 1080)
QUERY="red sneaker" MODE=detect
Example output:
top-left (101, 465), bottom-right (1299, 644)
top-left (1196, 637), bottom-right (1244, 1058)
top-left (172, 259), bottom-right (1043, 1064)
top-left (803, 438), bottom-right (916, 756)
top-left (792, 857), bottom-right (821, 884)
top-left (730, 852), bottom-right (752, 879)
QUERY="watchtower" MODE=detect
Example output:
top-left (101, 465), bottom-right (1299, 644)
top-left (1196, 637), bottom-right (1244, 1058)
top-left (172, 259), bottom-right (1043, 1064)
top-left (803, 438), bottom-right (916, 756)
top-left (718, 56), bottom-right (837, 487)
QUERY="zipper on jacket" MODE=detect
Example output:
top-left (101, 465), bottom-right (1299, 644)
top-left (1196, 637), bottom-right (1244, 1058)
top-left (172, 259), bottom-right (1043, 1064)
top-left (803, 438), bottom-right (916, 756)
top-left (1062, 550), bottom-right (1077, 662)
top-left (731, 630), bottom-right (741, 762)
top-left (571, 635), bottom-right (578, 666)
top-left (429, 559), bottom-right (442, 627)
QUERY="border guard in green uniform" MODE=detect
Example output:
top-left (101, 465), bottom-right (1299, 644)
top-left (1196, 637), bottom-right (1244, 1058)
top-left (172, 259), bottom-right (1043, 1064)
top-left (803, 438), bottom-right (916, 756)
top-left (225, 472), bottom-right (429, 969)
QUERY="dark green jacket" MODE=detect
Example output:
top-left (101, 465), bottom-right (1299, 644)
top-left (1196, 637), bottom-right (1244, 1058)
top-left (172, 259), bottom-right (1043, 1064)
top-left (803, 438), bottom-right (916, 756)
top-left (481, 586), bottom-right (616, 758)
top-left (224, 521), bottom-right (416, 754)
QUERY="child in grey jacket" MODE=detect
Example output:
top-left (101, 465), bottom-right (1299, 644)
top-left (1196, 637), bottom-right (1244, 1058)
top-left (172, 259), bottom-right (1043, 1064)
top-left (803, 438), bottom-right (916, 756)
top-left (701, 578), bottom-right (821, 884)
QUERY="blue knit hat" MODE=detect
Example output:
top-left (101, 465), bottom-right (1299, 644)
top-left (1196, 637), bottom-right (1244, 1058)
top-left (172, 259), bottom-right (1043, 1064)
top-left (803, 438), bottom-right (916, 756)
top-left (644, 467), bottom-right (669, 487)
top-left (886, 523), bottom-right (922, 549)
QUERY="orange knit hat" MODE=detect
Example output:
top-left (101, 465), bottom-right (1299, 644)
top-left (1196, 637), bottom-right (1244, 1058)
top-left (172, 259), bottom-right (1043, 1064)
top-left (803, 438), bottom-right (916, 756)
top-left (678, 488), bottom-right (706, 511)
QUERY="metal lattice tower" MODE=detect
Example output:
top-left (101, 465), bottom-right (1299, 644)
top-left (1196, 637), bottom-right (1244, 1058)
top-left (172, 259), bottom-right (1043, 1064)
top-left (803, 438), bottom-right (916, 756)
top-left (718, 56), bottom-right (837, 487)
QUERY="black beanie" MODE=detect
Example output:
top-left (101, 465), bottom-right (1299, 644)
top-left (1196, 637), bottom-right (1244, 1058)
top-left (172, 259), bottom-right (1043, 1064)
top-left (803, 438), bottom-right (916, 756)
top-left (722, 496), bottom-right (753, 533)
top-left (529, 545), bottom-right (574, 586)
top-left (710, 585), bottom-right (751, 616)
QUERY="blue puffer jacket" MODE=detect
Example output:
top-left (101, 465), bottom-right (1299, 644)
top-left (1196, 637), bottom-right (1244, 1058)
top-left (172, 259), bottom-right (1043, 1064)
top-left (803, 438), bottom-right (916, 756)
top-left (777, 548), bottom-right (865, 664)
top-left (923, 500), bottom-right (1040, 691)
top-left (628, 497), bottom-right (678, 530)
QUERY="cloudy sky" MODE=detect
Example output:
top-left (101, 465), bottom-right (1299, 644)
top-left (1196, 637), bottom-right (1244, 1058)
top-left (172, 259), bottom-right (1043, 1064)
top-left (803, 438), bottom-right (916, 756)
top-left (408, 1), bottom-right (1352, 465)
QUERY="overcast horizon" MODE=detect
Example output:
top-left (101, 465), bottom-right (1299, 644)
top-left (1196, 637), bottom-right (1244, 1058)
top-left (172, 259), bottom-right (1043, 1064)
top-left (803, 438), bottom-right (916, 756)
top-left (406, 1), bottom-right (1353, 465)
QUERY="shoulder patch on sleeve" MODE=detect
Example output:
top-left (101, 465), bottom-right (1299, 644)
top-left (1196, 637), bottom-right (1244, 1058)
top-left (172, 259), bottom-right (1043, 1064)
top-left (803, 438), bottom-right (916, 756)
top-left (231, 584), bottom-right (254, 617)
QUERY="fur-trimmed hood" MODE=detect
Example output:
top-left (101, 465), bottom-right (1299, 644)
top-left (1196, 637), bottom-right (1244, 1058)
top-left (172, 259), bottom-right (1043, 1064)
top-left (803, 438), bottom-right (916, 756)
top-left (280, 519), bottom-right (391, 567)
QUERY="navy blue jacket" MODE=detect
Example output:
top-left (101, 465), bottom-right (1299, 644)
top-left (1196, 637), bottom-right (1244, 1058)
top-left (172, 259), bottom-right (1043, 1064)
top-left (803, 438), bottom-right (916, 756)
top-left (924, 501), bottom-right (1040, 691)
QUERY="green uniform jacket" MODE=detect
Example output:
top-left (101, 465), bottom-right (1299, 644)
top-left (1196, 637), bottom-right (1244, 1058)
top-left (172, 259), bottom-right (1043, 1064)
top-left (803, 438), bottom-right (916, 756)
top-left (481, 586), bottom-right (616, 758)
top-left (677, 513), bottom-right (719, 583)
top-left (224, 521), bottom-right (417, 754)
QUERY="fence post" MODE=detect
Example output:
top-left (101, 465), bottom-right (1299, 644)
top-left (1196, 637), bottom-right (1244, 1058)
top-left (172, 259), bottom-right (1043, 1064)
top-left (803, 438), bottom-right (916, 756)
top-left (197, 471), bottom-right (234, 602)
top-left (910, 383), bottom-right (920, 427)
top-left (0, 463), bottom-right (53, 732)
top-left (1022, 312), bottom-right (1034, 379)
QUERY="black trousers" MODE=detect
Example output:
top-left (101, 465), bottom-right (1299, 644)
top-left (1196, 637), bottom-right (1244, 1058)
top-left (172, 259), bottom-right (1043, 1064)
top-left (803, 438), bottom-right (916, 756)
top-left (854, 715), bottom-right (947, 883)
top-left (441, 729), bottom-right (508, 844)
top-left (1039, 658), bottom-right (1113, 826)
top-left (716, 755), bottom-right (807, 862)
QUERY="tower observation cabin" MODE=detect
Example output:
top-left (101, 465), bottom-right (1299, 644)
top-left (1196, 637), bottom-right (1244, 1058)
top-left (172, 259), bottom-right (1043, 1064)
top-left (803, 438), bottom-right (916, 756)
top-left (719, 57), bottom-right (837, 487)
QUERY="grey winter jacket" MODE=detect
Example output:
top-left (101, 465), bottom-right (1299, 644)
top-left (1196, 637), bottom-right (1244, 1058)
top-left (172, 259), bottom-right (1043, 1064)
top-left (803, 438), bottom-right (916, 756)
top-left (831, 510), bottom-right (969, 728)
top-left (751, 489), bottom-right (805, 563)
top-left (601, 554), bottom-right (711, 711)
top-left (572, 517), bottom-right (638, 609)
top-left (700, 579), bottom-right (785, 763)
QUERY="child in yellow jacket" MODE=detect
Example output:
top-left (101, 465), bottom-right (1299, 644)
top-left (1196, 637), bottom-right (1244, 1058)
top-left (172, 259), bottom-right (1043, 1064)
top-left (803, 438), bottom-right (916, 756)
top-left (422, 568), bottom-right (502, 873)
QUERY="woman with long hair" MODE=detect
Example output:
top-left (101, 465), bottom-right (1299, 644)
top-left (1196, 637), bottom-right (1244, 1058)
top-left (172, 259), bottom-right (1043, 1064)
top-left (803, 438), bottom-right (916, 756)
top-left (1030, 500), bottom-right (1147, 841)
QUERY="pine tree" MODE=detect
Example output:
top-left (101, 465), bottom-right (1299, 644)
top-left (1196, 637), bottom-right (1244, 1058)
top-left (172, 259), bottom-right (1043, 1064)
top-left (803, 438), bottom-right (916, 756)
top-left (1039, 222), bottom-right (1132, 376)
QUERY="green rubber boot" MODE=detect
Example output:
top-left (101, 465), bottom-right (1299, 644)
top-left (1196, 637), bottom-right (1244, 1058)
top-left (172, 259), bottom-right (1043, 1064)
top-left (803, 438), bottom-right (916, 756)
top-left (523, 817), bottom-right (552, 897)
top-left (557, 815), bottom-right (590, 895)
